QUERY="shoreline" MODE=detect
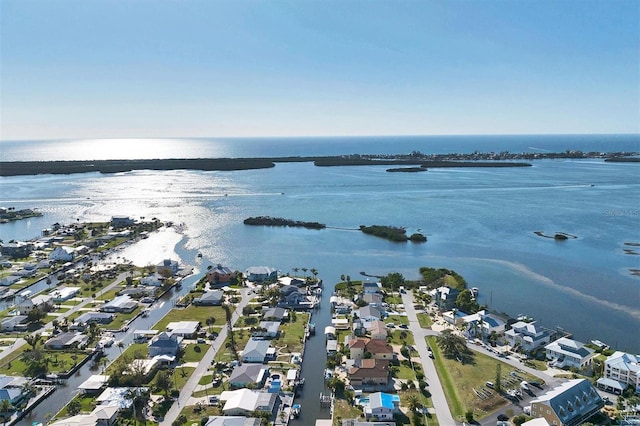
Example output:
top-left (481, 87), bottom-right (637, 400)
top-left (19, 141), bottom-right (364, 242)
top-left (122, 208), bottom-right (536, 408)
top-left (1, 150), bottom-right (637, 176)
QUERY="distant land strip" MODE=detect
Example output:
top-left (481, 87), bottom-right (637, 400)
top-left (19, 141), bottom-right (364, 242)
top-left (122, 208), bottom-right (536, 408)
top-left (1, 150), bottom-right (637, 176)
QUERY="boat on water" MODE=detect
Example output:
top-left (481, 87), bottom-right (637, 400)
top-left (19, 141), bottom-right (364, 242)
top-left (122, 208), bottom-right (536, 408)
top-left (308, 323), bottom-right (316, 335)
top-left (290, 404), bottom-right (301, 419)
top-left (471, 287), bottom-right (479, 299)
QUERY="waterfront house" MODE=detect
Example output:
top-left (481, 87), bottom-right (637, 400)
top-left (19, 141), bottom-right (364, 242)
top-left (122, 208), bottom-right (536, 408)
top-left (50, 286), bottom-right (80, 302)
top-left (460, 310), bottom-right (507, 339)
top-left (0, 276), bottom-right (20, 287)
top-left (148, 332), bottom-right (182, 357)
top-left (326, 339), bottom-right (338, 355)
top-left (434, 286), bottom-right (459, 311)
top-left (352, 319), bottom-right (366, 336)
top-left (140, 273), bottom-right (163, 287)
top-left (278, 276), bottom-right (304, 287)
top-left (48, 405), bottom-right (119, 426)
top-left (262, 307), bottom-right (288, 322)
top-left (362, 282), bottom-right (380, 294)
top-left (204, 417), bottom-right (262, 426)
top-left (246, 266), bottom-right (278, 283)
top-left (0, 375), bottom-right (31, 407)
top-left (0, 315), bottom-right (28, 332)
top-left (278, 285), bottom-right (313, 309)
top-left (241, 338), bottom-right (271, 363)
top-left (368, 320), bottom-right (388, 340)
top-left (111, 216), bottom-right (135, 228)
top-left (0, 242), bottom-right (33, 259)
top-left (529, 379), bottom-right (603, 426)
top-left (44, 331), bottom-right (89, 350)
top-left (228, 364), bottom-right (269, 389)
top-left (18, 294), bottom-right (53, 315)
top-left (193, 290), bottom-right (224, 306)
top-left (347, 359), bottom-right (390, 388)
top-left (157, 259), bottom-right (179, 276)
top-left (357, 305), bottom-right (383, 324)
top-left (348, 337), bottom-right (394, 360)
top-left (545, 337), bottom-right (595, 370)
top-left (49, 246), bottom-right (75, 262)
top-left (504, 320), bottom-right (551, 353)
top-left (100, 295), bottom-right (138, 314)
top-left (73, 312), bottom-right (114, 326)
top-left (332, 317), bottom-right (350, 330)
top-left (165, 321), bottom-right (200, 338)
top-left (220, 388), bottom-right (280, 417)
top-left (341, 421), bottom-right (395, 426)
top-left (361, 392), bottom-right (400, 420)
top-left (78, 375), bottom-right (110, 395)
top-left (324, 326), bottom-right (336, 340)
top-left (254, 321), bottom-right (280, 338)
top-left (207, 264), bottom-right (238, 286)
top-left (601, 351), bottom-right (640, 394)
top-left (362, 293), bottom-right (383, 306)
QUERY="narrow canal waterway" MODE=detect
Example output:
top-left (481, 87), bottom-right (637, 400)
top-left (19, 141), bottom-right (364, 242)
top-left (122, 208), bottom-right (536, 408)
top-left (289, 277), bottom-right (333, 424)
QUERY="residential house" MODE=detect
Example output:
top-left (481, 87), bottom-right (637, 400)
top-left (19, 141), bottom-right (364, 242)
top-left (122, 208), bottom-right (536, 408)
top-left (352, 319), bottom-right (366, 336)
top-left (262, 307), bottom-right (288, 322)
top-left (49, 246), bottom-right (75, 262)
top-left (357, 305), bottom-right (383, 325)
top-left (278, 285), bottom-right (312, 309)
top-left (245, 267), bottom-right (278, 283)
top-left (207, 264), bottom-right (237, 286)
top-left (157, 259), bottom-right (179, 276)
top-left (193, 290), bottom-right (224, 306)
top-left (601, 351), bottom-right (640, 393)
top-left (44, 332), bottom-right (89, 350)
top-left (362, 282), bottom-right (380, 294)
top-left (241, 338), bottom-right (271, 363)
top-left (347, 359), bottom-right (390, 388)
top-left (254, 321), bottom-right (280, 338)
top-left (0, 375), bottom-right (30, 406)
top-left (140, 274), bottom-right (163, 287)
top-left (0, 242), bottom-right (33, 259)
top-left (348, 337), bottom-right (394, 360)
top-left (505, 321), bottom-right (551, 353)
top-left (324, 326), bottom-right (336, 340)
top-left (362, 293), bottom-right (383, 306)
top-left (220, 389), bottom-right (280, 417)
top-left (361, 392), bottom-right (400, 420)
top-left (0, 276), bottom-right (20, 287)
top-left (277, 276), bottom-right (304, 287)
top-left (50, 286), bottom-right (80, 302)
top-left (545, 338), bottom-right (596, 370)
top-left (326, 339), bottom-right (338, 356)
top-left (529, 379), bottom-right (603, 426)
top-left (48, 405), bottom-right (119, 426)
top-left (461, 310), bottom-right (506, 339)
top-left (100, 295), bottom-right (138, 314)
top-left (368, 321), bottom-right (388, 340)
top-left (18, 294), bottom-right (53, 315)
top-left (204, 417), bottom-right (262, 426)
top-left (0, 315), bottom-right (28, 332)
top-left (111, 216), bottom-right (135, 228)
top-left (332, 318), bottom-right (350, 330)
top-left (148, 332), bottom-right (183, 357)
top-left (73, 312), bottom-right (114, 326)
top-left (434, 286), bottom-right (459, 311)
top-left (341, 421), bottom-right (394, 426)
top-left (78, 375), bottom-right (110, 395)
top-left (165, 321), bottom-right (200, 338)
top-left (228, 364), bottom-right (269, 389)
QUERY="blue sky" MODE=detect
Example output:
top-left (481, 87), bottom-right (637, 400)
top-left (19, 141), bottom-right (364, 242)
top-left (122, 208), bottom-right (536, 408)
top-left (1, 0), bottom-right (638, 139)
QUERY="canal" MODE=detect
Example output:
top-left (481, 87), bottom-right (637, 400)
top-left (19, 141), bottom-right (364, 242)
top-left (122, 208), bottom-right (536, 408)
top-left (289, 277), bottom-right (333, 425)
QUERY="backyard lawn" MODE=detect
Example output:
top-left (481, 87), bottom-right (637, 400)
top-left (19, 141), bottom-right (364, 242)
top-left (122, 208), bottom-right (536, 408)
top-left (389, 329), bottom-right (415, 346)
top-left (153, 305), bottom-right (228, 331)
top-left (417, 313), bottom-right (432, 328)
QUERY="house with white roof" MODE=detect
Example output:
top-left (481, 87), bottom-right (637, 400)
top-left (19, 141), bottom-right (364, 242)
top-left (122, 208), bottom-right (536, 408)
top-left (220, 388), bottom-right (280, 417)
top-left (253, 321), bottom-right (280, 338)
top-left (204, 417), bottom-right (262, 426)
top-left (18, 294), bottom-right (53, 315)
top-left (601, 351), bottom-right (640, 393)
top-left (0, 375), bottom-right (30, 406)
top-left (100, 295), bottom-right (138, 314)
top-left (545, 337), bottom-right (596, 370)
top-left (49, 246), bottom-right (75, 262)
top-left (529, 379), bottom-right (603, 426)
top-left (140, 273), bottom-right (163, 287)
top-left (48, 405), bottom-right (119, 426)
top-left (461, 310), bottom-right (506, 339)
top-left (504, 321), bottom-right (551, 353)
top-left (50, 286), bottom-right (80, 302)
top-left (165, 321), bottom-right (200, 338)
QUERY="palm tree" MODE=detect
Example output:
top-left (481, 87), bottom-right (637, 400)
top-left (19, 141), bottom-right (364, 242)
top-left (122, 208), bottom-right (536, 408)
top-left (117, 340), bottom-right (125, 354)
top-left (24, 333), bottom-right (41, 350)
top-left (301, 268), bottom-right (308, 278)
top-left (292, 267), bottom-right (299, 277)
top-left (406, 394), bottom-right (422, 412)
top-left (155, 370), bottom-right (172, 399)
top-left (0, 399), bottom-right (13, 425)
top-left (310, 268), bottom-right (318, 279)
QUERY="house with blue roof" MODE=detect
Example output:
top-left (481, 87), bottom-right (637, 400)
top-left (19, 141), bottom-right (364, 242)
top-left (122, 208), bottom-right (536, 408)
top-left (361, 392), bottom-right (400, 420)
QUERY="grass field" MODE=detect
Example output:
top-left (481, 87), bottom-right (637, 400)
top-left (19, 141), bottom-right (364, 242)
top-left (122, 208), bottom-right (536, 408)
top-left (389, 329), bottom-right (415, 346)
top-left (386, 314), bottom-right (409, 325)
top-left (182, 343), bottom-right (209, 362)
top-left (417, 313), bottom-right (432, 328)
top-left (153, 305), bottom-right (228, 331)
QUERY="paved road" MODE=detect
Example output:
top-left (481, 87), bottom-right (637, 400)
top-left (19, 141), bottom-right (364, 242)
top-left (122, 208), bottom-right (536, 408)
top-left (160, 287), bottom-right (252, 426)
top-left (402, 291), bottom-right (457, 426)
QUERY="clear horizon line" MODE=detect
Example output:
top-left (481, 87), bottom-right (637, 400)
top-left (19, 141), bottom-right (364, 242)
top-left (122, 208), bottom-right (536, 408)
top-left (1, 132), bottom-right (639, 143)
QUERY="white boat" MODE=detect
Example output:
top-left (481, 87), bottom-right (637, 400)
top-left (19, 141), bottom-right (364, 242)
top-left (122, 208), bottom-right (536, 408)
top-left (290, 404), bottom-right (301, 419)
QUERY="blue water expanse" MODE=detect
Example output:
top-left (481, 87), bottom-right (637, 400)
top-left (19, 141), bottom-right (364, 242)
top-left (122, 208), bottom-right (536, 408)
top-left (0, 135), bottom-right (639, 352)
top-left (0, 134), bottom-right (639, 161)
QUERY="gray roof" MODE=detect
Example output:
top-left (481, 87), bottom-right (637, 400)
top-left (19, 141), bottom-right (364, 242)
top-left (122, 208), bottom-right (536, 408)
top-left (75, 312), bottom-right (114, 324)
top-left (358, 305), bottom-right (382, 319)
top-left (205, 417), bottom-right (262, 426)
top-left (229, 364), bottom-right (268, 385)
top-left (263, 307), bottom-right (287, 320)
top-left (242, 339), bottom-right (270, 360)
top-left (532, 379), bottom-right (603, 425)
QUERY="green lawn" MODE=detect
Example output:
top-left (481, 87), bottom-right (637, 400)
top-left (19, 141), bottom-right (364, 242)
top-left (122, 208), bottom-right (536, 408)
top-left (108, 307), bottom-right (141, 330)
top-left (389, 329), bottom-right (415, 346)
top-left (182, 343), bottom-right (209, 363)
top-left (396, 362), bottom-right (418, 381)
top-left (386, 314), bottom-right (409, 325)
top-left (270, 313), bottom-right (309, 353)
top-left (0, 346), bottom-right (90, 376)
top-left (153, 305), bottom-right (228, 331)
top-left (214, 333), bottom-right (251, 362)
top-left (179, 404), bottom-right (223, 425)
top-left (96, 288), bottom-right (122, 301)
top-left (172, 366), bottom-right (196, 389)
top-left (385, 295), bottom-right (403, 305)
top-left (198, 374), bottom-right (212, 385)
top-left (417, 313), bottom-right (432, 328)
top-left (426, 336), bottom-right (529, 421)
top-left (333, 398), bottom-right (363, 426)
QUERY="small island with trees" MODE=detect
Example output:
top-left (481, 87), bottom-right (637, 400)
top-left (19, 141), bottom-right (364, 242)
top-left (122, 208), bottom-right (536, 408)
top-left (359, 224), bottom-right (427, 243)
top-left (0, 207), bottom-right (43, 223)
top-left (243, 216), bottom-right (326, 229)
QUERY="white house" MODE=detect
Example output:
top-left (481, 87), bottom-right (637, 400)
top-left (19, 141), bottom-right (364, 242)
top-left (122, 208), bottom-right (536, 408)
top-left (545, 337), bottom-right (596, 370)
top-left (18, 294), bottom-right (53, 315)
top-left (504, 321), bottom-right (551, 353)
top-left (461, 310), bottom-right (506, 339)
top-left (602, 351), bottom-right (640, 393)
top-left (220, 389), bottom-right (280, 416)
top-left (165, 321), bottom-right (200, 338)
top-left (50, 286), bottom-right (80, 302)
top-left (361, 392), bottom-right (400, 420)
top-left (241, 338), bottom-right (271, 363)
top-left (49, 246), bottom-right (75, 262)
top-left (246, 266), bottom-right (278, 283)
